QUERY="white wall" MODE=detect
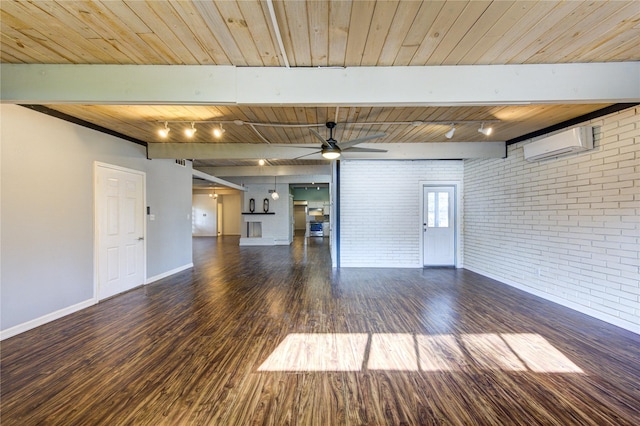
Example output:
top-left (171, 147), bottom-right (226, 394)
top-left (464, 107), bottom-right (639, 333)
top-left (192, 194), bottom-right (217, 236)
top-left (340, 160), bottom-right (464, 267)
top-left (1, 105), bottom-right (193, 337)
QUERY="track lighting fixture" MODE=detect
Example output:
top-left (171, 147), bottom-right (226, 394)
top-left (478, 123), bottom-right (493, 136)
top-left (445, 124), bottom-right (456, 139)
top-left (213, 124), bottom-right (225, 138)
top-left (185, 122), bottom-right (197, 138)
top-left (158, 122), bottom-right (170, 138)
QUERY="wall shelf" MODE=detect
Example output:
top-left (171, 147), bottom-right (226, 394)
top-left (242, 212), bottom-right (275, 215)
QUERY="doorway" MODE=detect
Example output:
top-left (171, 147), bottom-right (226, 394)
top-left (423, 185), bottom-right (456, 267)
top-left (95, 163), bottom-right (146, 300)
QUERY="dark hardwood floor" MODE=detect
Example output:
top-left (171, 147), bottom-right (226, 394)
top-left (2, 236), bottom-right (639, 425)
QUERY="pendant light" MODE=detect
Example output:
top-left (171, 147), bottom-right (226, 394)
top-left (270, 175), bottom-right (280, 200)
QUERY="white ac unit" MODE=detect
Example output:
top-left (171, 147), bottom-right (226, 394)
top-left (523, 126), bottom-right (594, 162)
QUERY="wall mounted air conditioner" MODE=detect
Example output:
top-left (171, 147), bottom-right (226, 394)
top-left (523, 126), bottom-right (594, 162)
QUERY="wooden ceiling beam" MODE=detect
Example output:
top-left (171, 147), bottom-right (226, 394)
top-left (2, 63), bottom-right (638, 105)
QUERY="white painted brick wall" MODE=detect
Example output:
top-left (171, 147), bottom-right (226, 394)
top-left (340, 160), bottom-right (464, 267)
top-left (464, 107), bottom-right (640, 333)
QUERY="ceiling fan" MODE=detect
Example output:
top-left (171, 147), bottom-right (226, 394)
top-left (304, 122), bottom-right (387, 160)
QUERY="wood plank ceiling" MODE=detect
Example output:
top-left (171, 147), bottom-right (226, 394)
top-left (2, 1), bottom-right (639, 164)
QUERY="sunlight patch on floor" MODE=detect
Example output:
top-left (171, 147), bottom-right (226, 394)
top-left (502, 333), bottom-right (583, 373)
top-left (368, 334), bottom-right (418, 371)
top-left (257, 333), bottom-right (368, 371)
top-left (258, 332), bottom-right (584, 374)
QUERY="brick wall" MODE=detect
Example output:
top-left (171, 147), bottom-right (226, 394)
top-left (464, 107), bottom-right (639, 333)
top-left (340, 160), bottom-right (464, 267)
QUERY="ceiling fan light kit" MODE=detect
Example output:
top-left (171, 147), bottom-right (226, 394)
top-left (321, 146), bottom-right (341, 160)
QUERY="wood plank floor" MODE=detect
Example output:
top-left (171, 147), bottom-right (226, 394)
top-left (2, 236), bottom-right (639, 425)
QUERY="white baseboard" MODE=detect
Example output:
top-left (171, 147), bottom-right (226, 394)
top-left (145, 262), bottom-right (193, 284)
top-left (465, 266), bottom-right (639, 335)
top-left (1, 298), bottom-right (96, 341)
top-left (239, 237), bottom-right (275, 246)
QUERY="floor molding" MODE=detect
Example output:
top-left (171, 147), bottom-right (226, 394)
top-left (464, 266), bottom-right (639, 335)
top-left (145, 263), bottom-right (193, 285)
top-left (0, 298), bottom-right (96, 341)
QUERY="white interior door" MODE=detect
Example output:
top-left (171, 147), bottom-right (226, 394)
top-left (96, 164), bottom-right (145, 300)
top-left (423, 186), bottom-right (455, 266)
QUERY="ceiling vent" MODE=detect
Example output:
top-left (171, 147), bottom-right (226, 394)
top-left (523, 126), bottom-right (594, 162)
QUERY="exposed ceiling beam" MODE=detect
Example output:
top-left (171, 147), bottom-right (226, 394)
top-left (148, 142), bottom-right (506, 160)
top-left (199, 165), bottom-right (332, 178)
top-left (2, 63), bottom-right (638, 105)
top-left (192, 169), bottom-right (247, 191)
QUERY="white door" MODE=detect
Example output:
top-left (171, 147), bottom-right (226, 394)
top-left (96, 164), bottom-right (145, 300)
top-left (423, 186), bottom-right (455, 266)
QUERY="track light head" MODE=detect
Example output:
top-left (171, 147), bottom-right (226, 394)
top-left (185, 122), bottom-right (197, 138)
top-left (445, 124), bottom-right (456, 139)
top-left (478, 123), bottom-right (493, 136)
top-left (158, 122), bottom-right (170, 138)
top-left (213, 124), bottom-right (225, 138)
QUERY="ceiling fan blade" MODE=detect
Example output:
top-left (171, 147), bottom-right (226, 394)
top-left (309, 128), bottom-right (329, 147)
top-left (342, 147), bottom-right (388, 153)
top-left (293, 150), bottom-right (321, 160)
top-left (337, 133), bottom-right (386, 150)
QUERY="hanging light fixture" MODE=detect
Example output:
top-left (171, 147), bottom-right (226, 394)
top-left (321, 144), bottom-right (341, 160)
top-left (158, 121), bottom-right (170, 138)
top-left (445, 124), bottom-right (456, 139)
top-left (270, 175), bottom-right (280, 200)
top-left (184, 122), bottom-right (197, 138)
top-left (212, 124), bottom-right (225, 138)
top-left (478, 123), bottom-right (493, 136)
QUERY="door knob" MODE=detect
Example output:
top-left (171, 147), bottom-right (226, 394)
top-left (138, 237), bottom-right (144, 241)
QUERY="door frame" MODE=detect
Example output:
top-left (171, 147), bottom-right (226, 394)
top-left (93, 161), bottom-right (147, 302)
top-left (419, 181), bottom-right (462, 268)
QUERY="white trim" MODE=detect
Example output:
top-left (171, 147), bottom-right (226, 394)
top-left (1, 298), bottom-right (96, 341)
top-left (465, 265), bottom-right (640, 335)
top-left (145, 263), bottom-right (193, 285)
top-left (94, 162), bottom-right (147, 301)
top-left (419, 181), bottom-right (463, 268)
top-left (339, 262), bottom-right (423, 268)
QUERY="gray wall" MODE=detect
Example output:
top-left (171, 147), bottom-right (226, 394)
top-left (1, 105), bottom-right (192, 332)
